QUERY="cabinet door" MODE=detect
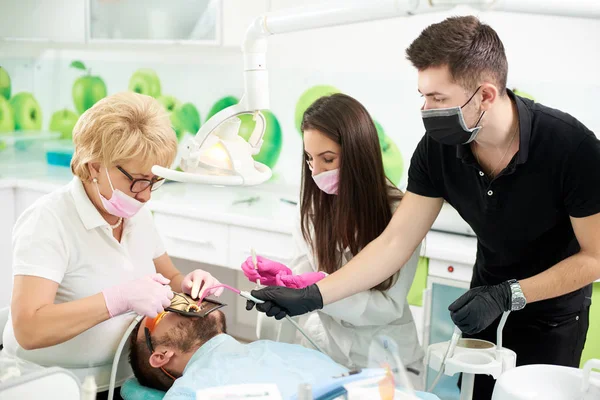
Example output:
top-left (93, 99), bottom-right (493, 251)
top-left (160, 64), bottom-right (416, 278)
top-left (0, 0), bottom-right (85, 43)
top-left (425, 280), bottom-right (468, 400)
top-left (0, 188), bottom-right (15, 308)
top-left (88, 0), bottom-right (221, 44)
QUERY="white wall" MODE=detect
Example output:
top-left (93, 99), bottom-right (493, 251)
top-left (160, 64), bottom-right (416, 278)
top-left (262, 2), bottom-right (600, 187)
top-left (1, 2), bottom-right (599, 189)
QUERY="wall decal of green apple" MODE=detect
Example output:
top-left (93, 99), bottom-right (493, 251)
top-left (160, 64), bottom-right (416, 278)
top-left (207, 96), bottom-right (283, 169)
top-left (10, 92), bottom-right (42, 131)
top-left (129, 68), bottom-right (161, 98)
top-left (374, 120), bottom-right (404, 185)
top-left (156, 94), bottom-right (200, 141)
top-left (49, 109), bottom-right (79, 140)
top-left (71, 61), bottom-right (107, 115)
top-left (0, 66), bottom-right (11, 100)
top-left (294, 84), bottom-right (340, 134)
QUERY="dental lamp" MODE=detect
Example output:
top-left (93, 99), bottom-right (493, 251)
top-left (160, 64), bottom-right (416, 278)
top-left (152, 0), bottom-right (600, 186)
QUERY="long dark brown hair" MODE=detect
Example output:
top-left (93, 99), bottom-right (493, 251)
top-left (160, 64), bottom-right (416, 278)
top-left (300, 93), bottom-right (403, 291)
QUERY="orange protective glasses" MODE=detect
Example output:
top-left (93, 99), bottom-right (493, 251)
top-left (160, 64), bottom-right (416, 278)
top-left (144, 312), bottom-right (177, 381)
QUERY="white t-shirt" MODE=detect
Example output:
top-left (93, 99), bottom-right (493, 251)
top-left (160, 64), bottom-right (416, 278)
top-left (2, 177), bottom-right (165, 390)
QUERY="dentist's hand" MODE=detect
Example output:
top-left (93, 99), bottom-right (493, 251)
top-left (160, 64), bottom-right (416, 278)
top-left (241, 256), bottom-right (292, 286)
top-left (276, 271), bottom-right (327, 289)
top-left (181, 269), bottom-right (224, 300)
top-left (103, 273), bottom-right (174, 318)
top-left (448, 281), bottom-right (512, 335)
top-left (246, 284), bottom-right (324, 320)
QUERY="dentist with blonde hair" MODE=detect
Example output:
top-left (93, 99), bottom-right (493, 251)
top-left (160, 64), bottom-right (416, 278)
top-left (2, 92), bottom-right (223, 398)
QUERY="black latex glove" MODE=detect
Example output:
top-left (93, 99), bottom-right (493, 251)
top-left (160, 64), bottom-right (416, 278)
top-left (448, 281), bottom-right (512, 335)
top-left (246, 284), bottom-right (324, 320)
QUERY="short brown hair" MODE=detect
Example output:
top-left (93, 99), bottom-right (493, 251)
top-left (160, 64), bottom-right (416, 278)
top-left (406, 16), bottom-right (508, 95)
top-left (128, 320), bottom-right (174, 392)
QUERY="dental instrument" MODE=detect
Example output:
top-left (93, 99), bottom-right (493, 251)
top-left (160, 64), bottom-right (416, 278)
top-left (427, 326), bottom-right (461, 392)
top-left (206, 282), bottom-right (326, 354)
top-left (251, 247), bottom-right (261, 288)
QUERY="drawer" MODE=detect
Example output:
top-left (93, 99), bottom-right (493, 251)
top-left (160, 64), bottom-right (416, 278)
top-left (153, 212), bottom-right (229, 266)
top-left (228, 226), bottom-right (294, 270)
top-left (428, 258), bottom-right (473, 283)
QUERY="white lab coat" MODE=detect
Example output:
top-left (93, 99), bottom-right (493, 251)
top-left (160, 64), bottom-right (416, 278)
top-left (289, 199), bottom-right (425, 378)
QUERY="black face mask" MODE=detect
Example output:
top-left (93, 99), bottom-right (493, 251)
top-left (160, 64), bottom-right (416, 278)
top-left (421, 87), bottom-right (485, 145)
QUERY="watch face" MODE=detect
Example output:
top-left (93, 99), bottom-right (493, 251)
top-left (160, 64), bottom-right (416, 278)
top-left (511, 297), bottom-right (526, 310)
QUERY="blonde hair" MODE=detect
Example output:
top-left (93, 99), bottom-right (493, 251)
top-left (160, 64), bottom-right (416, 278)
top-left (71, 91), bottom-right (178, 181)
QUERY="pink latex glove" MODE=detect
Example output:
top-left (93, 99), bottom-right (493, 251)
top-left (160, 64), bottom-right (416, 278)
top-left (181, 269), bottom-right (225, 300)
top-left (102, 273), bottom-right (174, 318)
top-left (276, 271), bottom-right (327, 289)
top-left (240, 255), bottom-right (292, 286)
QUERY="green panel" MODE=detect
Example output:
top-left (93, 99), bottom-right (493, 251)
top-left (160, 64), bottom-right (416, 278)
top-left (580, 282), bottom-right (600, 367)
top-left (407, 256), bottom-right (429, 307)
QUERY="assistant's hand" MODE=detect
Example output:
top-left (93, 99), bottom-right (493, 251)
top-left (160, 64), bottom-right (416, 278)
top-left (276, 271), bottom-right (327, 289)
top-left (240, 256), bottom-right (292, 286)
top-left (448, 281), bottom-right (512, 335)
top-left (245, 284), bottom-right (324, 320)
top-left (181, 269), bottom-right (224, 300)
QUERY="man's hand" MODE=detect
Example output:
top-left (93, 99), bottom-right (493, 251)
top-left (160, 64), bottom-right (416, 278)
top-left (448, 281), bottom-right (512, 335)
top-left (246, 284), bottom-right (324, 320)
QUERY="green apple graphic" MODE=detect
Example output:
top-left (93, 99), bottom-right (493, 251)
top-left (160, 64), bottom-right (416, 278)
top-left (0, 66), bottom-right (11, 100)
top-left (374, 120), bottom-right (404, 185)
top-left (0, 96), bottom-right (15, 133)
top-left (128, 68), bottom-right (161, 98)
top-left (238, 111), bottom-right (283, 169)
top-left (295, 85), bottom-right (340, 134)
top-left (157, 95), bottom-right (181, 113)
top-left (10, 92), bottom-right (42, 131)
top-left (206, 96), bottom-right (238, 121)
top-left (71, 60), bottom-right (107, 115)
top-left (171, 103), bottom-right (200, 141)
top-left (512, 88), bottom-right (535, 101)
top-left (50, 109), bottom-right (79, 140)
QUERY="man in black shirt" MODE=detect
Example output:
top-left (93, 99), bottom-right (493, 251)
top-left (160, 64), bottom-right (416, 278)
top-left (248, 15), bottom-right (598, 399)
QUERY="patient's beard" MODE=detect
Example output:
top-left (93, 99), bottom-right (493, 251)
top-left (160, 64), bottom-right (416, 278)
top-left (166, 310), bottom-right (227, 354)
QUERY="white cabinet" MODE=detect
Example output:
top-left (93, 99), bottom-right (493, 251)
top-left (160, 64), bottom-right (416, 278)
top-left (0, 187), bottom-right (15, 308)
top-left (221, 0), bottom-right (268, 48)
top-left (152, 210), bottom-right (295, 270)
top-left (153, 213), bottom-right (230, 267)
top-left (228, 226), bottom-right (294, 270)
top-left (0, 0), bottom-right (86, 43)
top-left (87, 0), bottom-right (221, 45)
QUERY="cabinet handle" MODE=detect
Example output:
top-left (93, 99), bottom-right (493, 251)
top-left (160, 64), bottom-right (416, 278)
top-left (165, 234), bottom-right (214, 248)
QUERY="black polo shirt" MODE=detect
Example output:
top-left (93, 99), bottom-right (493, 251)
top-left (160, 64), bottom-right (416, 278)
top-left (407, 90), bottom-right (598, 316)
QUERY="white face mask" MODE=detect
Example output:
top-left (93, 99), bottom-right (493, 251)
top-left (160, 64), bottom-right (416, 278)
top-left (312, 169), bottom-right (339, 195)
top-left (95, 169), bottom-right (145, 219)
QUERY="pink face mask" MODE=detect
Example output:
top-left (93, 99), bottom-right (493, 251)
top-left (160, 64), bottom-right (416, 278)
top-left (95, 169), bottom-right (145, 219)
top-left (312, 169), bottom-right (339, 195)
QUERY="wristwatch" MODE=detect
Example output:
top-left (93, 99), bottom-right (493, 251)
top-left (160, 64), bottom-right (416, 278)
top-left (507, 279), bottom-right (527, 311)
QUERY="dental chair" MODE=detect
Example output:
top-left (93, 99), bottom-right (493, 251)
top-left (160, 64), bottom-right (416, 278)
top-left (0, 306), bottom-right (82, 400)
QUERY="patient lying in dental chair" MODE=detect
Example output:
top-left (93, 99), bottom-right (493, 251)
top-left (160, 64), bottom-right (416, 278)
top-left (127, 298), bottom-right (348, 399)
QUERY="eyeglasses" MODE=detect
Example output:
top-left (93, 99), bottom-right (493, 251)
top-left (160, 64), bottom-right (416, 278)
top-left (117, 166), bottom-right (165, 193)
top-left (143, 296), bottom-right (226, 381)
